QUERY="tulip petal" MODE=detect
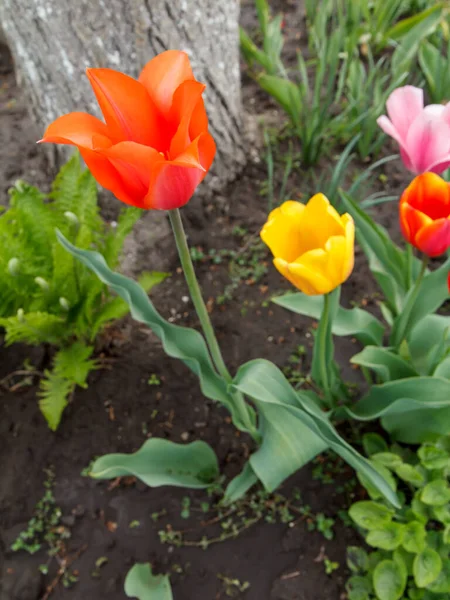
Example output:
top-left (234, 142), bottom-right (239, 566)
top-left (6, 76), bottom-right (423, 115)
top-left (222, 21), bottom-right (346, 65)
top-left (399, 201), bottom-right (433, 246)
top-left (41, 112), bottom-right (111, 148)
top-left (406, 112), bottom-right (450, 174)
top-left (402, 173), bottom-right (450, 220)
top-left (260, 201), bottom-right (306, 263)
top-left (416, 218), bottom-right (450, 257)
top-left (86, 68), bottom-right (165, 149)
top-left (144, 133), bottom-right (216, 210)
top-left (386, 86), bottom-right (424, 142)
top-left (169, 80), bottom-right (207, 159)
top-left (287, 252), bottom-right (335, 295)
top-left (297, 193), bottom-right (345, 251)
top-left (139, 50), bottom-right (195, 116)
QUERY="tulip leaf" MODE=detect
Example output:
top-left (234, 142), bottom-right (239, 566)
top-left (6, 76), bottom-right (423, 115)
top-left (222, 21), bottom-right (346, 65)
top-left (273, 292), bottom-right (384, 346)
top-left (56, 231), bottom-right (255, 434)
top-left (125, 563), bottom-right (172, 600)
top-left (407, 314), bottom-right (450, 375)
top-left (224, 462), bottom-right (259, 503)
top-left (345, 377), bottom-right (450, 443)
top-left (232, 359), bottom-right (400, 507)
top-left (89, 439), bottom-right (219, 489)
top-left (339, 192), bottom-right (408, 315)
top-left (391, 256), bottom-right (450, 347)
top-left (351, 346), bottom-right (418, 382)
top-left (384, 3), bottom-right (444, 42)
top-left (257, 74), bottom-right (302, 122)
top-left (310, 287), bottom-right (340, 397)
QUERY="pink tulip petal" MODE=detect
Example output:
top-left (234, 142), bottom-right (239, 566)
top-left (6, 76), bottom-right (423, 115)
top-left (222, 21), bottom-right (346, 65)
top-left (386, 86), bottom-right (424, 142)
top-left (406, 113), bottom-right (450, 174)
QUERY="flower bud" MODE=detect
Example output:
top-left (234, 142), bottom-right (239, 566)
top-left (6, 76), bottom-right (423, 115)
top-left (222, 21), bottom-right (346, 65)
top-left (17, 308), bottom-right (25, 322)
top-left (35, 276), bottom-right (50, 292)
top-left (64, 211), bottom-right (79, 227)
top-left (59, 297), bottom-right (70, 311)
top-left (8, 258), bottom-right (20, 276)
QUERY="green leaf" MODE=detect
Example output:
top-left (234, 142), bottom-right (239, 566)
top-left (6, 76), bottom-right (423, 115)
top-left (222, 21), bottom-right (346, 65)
top-left (224, 463), bottom-right (259, 503)
top-left (433, 504), bottom-right (450, 524)
top-left (56, 232), bottom-right (255, 434)
top-left (367, 523), bottom-right (404, 551)
top-left (257, 74), bottom-right (302, 122)
top-left (421, 480), bottom-right (450, 506)
top-left (372, 453), bottom-right (403, 470)
top-left (395, 464), bottom-right (425, 487)
top-left (349, 501), bottom-right (394, 530)
top-left (419, 40), bottom-right (443, 99)
top-left (402, 521), bottom-right (427, 554)
top-left (345, 377), bottom-right (450, 443)
top-left (407, 315), bottom-right (450, 375)
top-left (38, 372), bottom-right (73, 431)
top-left (418, 443), bottom-right (449, 470)
top-left (411, 494), bottom-right (432, 523)
top-left (53, 342), bottom-right (96, 388)
top-left (346, 575), bottom-right (372, 600)
top-left (347, 547), bottom-right (370, 574)
top-left (373, 559), bottom-right (407, 600)
top-left (90, 439), bottom-right (219, 489)
top-left (413, 548), bottom-right (442, 588)
top-left (391, 256), bottom-right (450, 347)
top-left (385, 3), bottom-right (444, 41)
top-left (351, 347), bottom-right (417, 382)
top-left (363, 433), bottom-right (389, 457)
top-left (273, 293), bottom-right (384, 346)
top-left (358, 460), bottom-right (397, 501)
top-left (427, 559), bottom-right (450, 594)
top-left (0, 312), bottom-right (67, 346)
top-left (124, 564), bottom-right (172, 600)
top-left (232, 359), bottom-right (400, 506)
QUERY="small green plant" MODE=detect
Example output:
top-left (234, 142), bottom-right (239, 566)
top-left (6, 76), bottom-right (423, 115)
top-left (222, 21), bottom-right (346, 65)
top-left (217, 574), bottom-right (251, 597)
top-left (346, 433), bottom-right (450, 600)
top-left (0, 153), bottom-right (167, 429)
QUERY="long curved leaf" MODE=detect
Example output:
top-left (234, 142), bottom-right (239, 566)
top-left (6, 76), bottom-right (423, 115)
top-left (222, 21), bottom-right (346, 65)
top-left (125, 564), bottom-right (172, 600)
top-left (232, 359), bottom-right (400, 507)
top-left (274, 292), bottom-right (384, 346)
top-left (57, 231), bottom-right (254, 433)
top-left (90, 439), bottom-right (219, 489)
top-left (346, 377), bottom-right (450, 443)
top-left (351, 346), bottom-right (418, 382)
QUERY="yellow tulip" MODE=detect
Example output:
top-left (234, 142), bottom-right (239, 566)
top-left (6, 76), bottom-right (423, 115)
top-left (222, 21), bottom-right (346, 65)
top-left (260, 194), bottom-right (354, 295)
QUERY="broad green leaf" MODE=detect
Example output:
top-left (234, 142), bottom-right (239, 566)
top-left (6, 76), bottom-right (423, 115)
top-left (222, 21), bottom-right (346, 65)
top-left (391, 256), bottom-right (450, 347)
top-left (273, 293), bottom-right (384, 346)
top-left (373, 559), bottom-right (407, 600)
top-left (90, 439), bottom-right (219, 489)
top-left (345, 377), bottom-right (450, 443)
top-left (349, 501), bottom-right (394, 530)
top-left (433, 504), bottom-right (450, 524)
top-left (393, 547), bottom-right (414, 576)
top-left (411, 494), bottom-right (432, 523)
top-left (346, 575), bottom-right (372, 600)
top-left (124, 564), bottom-right (172, 600)
top-left (395, 464), bottom-right (425, 487)
top-left (347, 547), bottom-right (370, 574)
top-left (232, 359), bottom-right (400, 506)
top-left (224, 463), bottom-right (259, 503)
top-left (427, 559), bottom-right (450, 594)
top-left (421, 480), bottom-right (450, 506)
top-left (418, 443), bottom-right (449, 470)
top-left (358, 461), bottom-right (397, 501)
top-left (372, 453), bottom-right (403, 469)
top-left (434, 354), bottom-right (450, 378)
top-left (385, 3), bottom-right (444, 40)
top-left (351, 347), bottom-right (417, 382)
top-left (257, 74), bottom-right (302, 122)
top-left (408, 314), bottom-right (450, 375)
top-left (402, 521), bottom-right (427, 554)
top-left (366, 523), bottom-right (404, 551)
top-left (413, 548), bottom-right (442, 588)
top-left (56, 232), bottom-right (256, 434)
top-left (363, 433), bottom-right (389, 457)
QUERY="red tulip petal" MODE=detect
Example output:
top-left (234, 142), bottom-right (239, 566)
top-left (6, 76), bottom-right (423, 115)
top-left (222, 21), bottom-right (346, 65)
top-left (99, 141), bottom-right (164, 208)
top-left (169, 80), bottom-right (207, 159)
top-left (447, 271), bottom-right (450, 294)
top-left (399, 201), bottom-right (432, 246)
top-left (40, 112), bottom-right (111, 148)
top-left (139, 50), bottom-right (195, 116)
top-left (402, 173), bottom-right (450, 220)
top-left (86, 68), bottom-right (165, 149)
top-left (415, 218), bottom-right (450, 257)
top-left (145, 133), bottom-right (216, 210)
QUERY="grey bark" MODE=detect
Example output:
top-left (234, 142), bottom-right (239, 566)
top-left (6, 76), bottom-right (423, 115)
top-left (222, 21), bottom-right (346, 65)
top-left (0, 0), bottom-right (245, 192)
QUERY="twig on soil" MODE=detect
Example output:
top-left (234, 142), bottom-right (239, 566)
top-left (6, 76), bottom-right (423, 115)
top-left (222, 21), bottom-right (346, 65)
top-left (42, 544), bottom-right (87, 600)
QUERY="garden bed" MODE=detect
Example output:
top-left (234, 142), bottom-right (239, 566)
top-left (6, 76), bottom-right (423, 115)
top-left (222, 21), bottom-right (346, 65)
top-left (0, 2), bottom-right (427, 599)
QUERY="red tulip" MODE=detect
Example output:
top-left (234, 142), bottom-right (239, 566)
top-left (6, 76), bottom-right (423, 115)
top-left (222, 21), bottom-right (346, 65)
top-left (41, 51), bottom-right (216, 210)
top-left (399, 173), bottom-right (450, 257)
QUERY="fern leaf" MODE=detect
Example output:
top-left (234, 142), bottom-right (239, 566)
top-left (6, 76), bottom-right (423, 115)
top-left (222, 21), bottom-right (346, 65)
top-left (38, 371), bottom-right (73, 431)
top-left (50, 152), bottom-right (82, 212)
top-left (53, 342), bottom-right (96, 388)
top-left (102, 206), bottom-right (142, 268)
top-left (0, 312), bottom-right (67, 346)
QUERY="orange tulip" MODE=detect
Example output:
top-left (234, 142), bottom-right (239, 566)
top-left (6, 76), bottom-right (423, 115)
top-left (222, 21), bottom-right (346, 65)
top-left (40, 51), bottom-right (216, 210)
top-left (400, 172), bottom-right (450, 257)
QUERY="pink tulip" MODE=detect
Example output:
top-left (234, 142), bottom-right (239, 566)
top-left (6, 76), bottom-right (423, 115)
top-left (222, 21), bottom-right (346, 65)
top-left (377, 86), bottom-right (450, 175)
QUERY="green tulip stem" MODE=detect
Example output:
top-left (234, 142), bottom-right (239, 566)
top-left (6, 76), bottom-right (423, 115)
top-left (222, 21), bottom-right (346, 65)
top-left (169, 208), bottom-right (231, 382)
top-left (396, 254), bottom-right (429, 346)
top-left (318, 292), bottom-right (332, 408)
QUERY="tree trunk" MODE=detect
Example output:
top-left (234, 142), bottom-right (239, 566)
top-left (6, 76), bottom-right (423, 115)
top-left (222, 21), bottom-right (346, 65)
top-left (0, 0), bottom-right (245, 191)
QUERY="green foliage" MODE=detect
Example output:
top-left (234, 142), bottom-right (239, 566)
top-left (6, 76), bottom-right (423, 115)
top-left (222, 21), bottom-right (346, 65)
top-left (124, 564), bottom-right (173, 600)
top-left (346, 434), bottom-right (450, 599)
top-left (0, 153), bottom-right (165, 429)
top-left (419, 37), bottom-right (450, 103)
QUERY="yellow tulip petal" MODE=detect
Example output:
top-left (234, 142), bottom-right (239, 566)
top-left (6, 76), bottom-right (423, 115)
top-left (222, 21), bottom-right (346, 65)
top-left (261, 201), bottom-right (306, 262)
top-left (288, 253), bottom-right (335, 295)
top-left (341, 213), bottom-right (355, 281)
top-left (297, 193), bottom-right (346, 252)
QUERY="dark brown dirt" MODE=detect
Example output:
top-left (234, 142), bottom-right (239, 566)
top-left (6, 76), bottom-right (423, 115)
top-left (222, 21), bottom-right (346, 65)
top-left (0, 2), bottom-right (415, 600)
